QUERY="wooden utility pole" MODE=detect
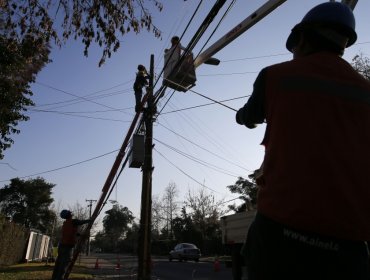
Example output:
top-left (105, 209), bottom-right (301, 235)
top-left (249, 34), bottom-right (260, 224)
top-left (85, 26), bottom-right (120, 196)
top-left (85, 199), bottom-right (97, 256)
top-left (138, 54), bottom-right (154, 280)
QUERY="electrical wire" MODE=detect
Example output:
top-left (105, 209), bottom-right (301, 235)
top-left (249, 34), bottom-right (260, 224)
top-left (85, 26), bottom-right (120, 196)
top-left (31, 107), bottom-right (133, 114)
top-left (154, 147), bottom-right (224, 195)
top-left (221, 52), bottom-right (289, 62)
top-left (29, 109), bottom-right (133, 122)
top-left (160, 95), bottom-right (248, 114)
top-left (35, 81), bottom-right (127, 113)
top-left (0, 149), bottom-right (119, 183)
top-left (195, 0), bottom-right (236, 59)
top-left (198, 70), bottom-right (259, 76)
top-left (154, 137), bottom-right (241, 177)
top-left (157, 122), bottom-right (252, 173)
top-left (189, 87), bottom-right (237, 111)
top-left (0, 163), bottom-right (17, 171)
top-left (160, 78), bottom-right (238, 112)
top-left (99, 150), bottom-right (132, 216)
top-left (34, 80), bottom-right (134, 108)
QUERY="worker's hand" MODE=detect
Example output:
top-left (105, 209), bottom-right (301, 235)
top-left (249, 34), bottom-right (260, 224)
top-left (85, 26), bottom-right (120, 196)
top-left (236, 109), bottom-right (258, 128)
top-left (236, 109), bottom-right (244, 125)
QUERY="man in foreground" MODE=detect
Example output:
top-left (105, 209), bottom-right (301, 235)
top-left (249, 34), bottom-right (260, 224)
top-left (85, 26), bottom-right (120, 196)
top-left (236, 3), bottom-right (370, 279)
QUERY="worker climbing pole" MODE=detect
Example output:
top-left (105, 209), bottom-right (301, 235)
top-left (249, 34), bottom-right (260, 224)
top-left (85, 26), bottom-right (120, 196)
top-left (63, 73), bottom-right (151, 280)
top-left (138, 54), bottom-right (155, 280)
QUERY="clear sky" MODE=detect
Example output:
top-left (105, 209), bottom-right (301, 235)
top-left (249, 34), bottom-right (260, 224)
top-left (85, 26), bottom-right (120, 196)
top-left (1, 0), bottom-right (370, 222)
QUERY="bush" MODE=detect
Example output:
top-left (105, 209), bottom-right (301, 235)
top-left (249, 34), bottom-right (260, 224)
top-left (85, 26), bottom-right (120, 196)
top-left (0, 215), bottom-right (30, 266)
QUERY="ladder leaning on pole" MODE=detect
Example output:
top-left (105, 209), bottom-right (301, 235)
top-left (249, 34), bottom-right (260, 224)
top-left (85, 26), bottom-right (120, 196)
top-left (63, 92), bottom-right (150, 279)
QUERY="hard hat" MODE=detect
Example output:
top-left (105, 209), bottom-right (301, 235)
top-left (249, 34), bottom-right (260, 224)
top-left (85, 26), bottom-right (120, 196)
top-left (137, 64), bottom-right (146, 71)
top-left (171, 36), bottom-right (180, 42)
top-left (286, 2), bottom-right (357, 52)
top-left (60, 209), bottom-right (72, 219)
top-left (171, 36), bottom-right (180, 45)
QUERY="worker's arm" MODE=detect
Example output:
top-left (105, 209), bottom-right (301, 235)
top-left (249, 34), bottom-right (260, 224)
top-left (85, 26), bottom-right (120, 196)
top-left (72, 219), bottom-right (91, 226)
top-left (236, 68), bottom-right (266, 128)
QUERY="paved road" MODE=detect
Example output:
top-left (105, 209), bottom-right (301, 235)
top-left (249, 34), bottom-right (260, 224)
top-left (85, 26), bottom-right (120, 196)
top-left (78, 253), bottom-right (234, 279)
top-left (152, 259), bottom-right (233, 280)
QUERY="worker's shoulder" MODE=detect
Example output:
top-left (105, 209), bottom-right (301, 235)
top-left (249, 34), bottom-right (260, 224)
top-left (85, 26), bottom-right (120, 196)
top-left (262, 59), bottom-right (295, 75)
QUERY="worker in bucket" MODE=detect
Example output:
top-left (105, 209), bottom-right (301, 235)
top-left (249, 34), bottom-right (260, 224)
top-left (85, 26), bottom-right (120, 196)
top-left (133, 64), bottom-right (150, 113)
top-left (236, 3), bottom-right (370, 280)
top-left (51, 210), bottom-right (91, 280)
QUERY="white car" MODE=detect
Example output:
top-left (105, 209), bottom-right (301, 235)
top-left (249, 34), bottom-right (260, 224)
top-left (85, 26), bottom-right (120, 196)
top-left (169, 243), bottom-right (201, 262)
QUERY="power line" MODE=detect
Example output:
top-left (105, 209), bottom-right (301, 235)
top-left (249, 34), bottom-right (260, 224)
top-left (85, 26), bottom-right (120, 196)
top-left (42, 88), bottom-right (133, 111)
top-left (221, 52), bottom-right (289, 62)
top-left (0, 149), bottom-right (119, 183)
top-left (0, 163), bottom-right (17, 171)
top-left (154, 147), bottom-right (224, 195)
top-left (35, 81), bottom-right (128, 113)
top-left (161, 95), bottom-right (247, 114)
top-left (189, 88), bottom-right (237, 111)
top-left (218, 41), bottom-right (370, 63)
top-left (163, 97), bottom-right (257, 174)
top-left (158, 78), bottom-right (238, 113)
top-left (31, 107), bottom-right (133, 114)
top-left (157, 122), bottom-right (252, 173)
top-left (34, 79), bottom-right (134, 108)
top-left (154, 137), bottom-right (241, 177)
top-left (194, 0), bottom-right (237, 59)
top-left (198, 70), bottom-right (259, 76)
top-left (29, 108), bottom-right (133, 122)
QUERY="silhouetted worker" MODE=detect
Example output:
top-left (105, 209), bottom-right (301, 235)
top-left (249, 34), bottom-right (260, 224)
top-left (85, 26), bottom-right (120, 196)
top-left (51, 210), bottom-right (91, 280)
top-left (133, 64), bottom-right (150, 113)
top-left (236, 2), bottom-right (370, 280)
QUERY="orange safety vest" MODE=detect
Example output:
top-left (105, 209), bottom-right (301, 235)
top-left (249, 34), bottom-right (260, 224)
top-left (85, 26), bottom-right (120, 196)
top-left (258, 52), bottom-right (370, 241)
top-left (61, 218), bottom-right (78, 246)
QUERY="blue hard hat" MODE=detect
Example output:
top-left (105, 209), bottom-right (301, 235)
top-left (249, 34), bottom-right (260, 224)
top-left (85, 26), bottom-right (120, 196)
top-left (286, 2), bottom-right (357, 51)
top-left (60, 209), bottom-right (72, 219)
top-left (137, 64), bottom-right (146, 71)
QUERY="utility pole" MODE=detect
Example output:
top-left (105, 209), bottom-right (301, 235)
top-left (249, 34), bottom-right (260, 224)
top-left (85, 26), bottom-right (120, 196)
top-left (138, 54), bottom-right (154, 280)
top-left (86, 199), bottom-right (97, 256)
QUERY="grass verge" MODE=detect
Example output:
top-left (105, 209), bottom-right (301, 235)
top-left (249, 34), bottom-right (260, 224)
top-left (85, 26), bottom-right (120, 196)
top-left (0, 262), bottom-right (93, 280)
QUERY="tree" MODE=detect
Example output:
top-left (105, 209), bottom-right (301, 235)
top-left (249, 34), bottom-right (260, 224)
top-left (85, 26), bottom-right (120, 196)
top-left (1, 0), bottom-right (163, 159)
top-left (227, 175), bottom-right (258, 213)
top-left (151, 194), bottom-right (163, 237)
top-left (68, 201), bottom-right (89, 220)
top-left (92, 204), bottom-right (135, 252)
top-left (2, 0), bottom-right (163, 66)
top-left (352, 53), bottom-right (370, 81)
top-left (0, 177), bottom-right (56, 233)
top-left (226, 162), bottom-right (262, 213)
top-left (185, 188), bottom-right (226, 243)
top-left (0, 36), bottom-right (50, 159)
top-left (102, 204), bottom-right (134, 250)
top-left (120, 221), bottom-right (140, 254)
top-left (162, 181), bottom-right (179, 239)
top-left (172, 206), bottom-right (201, 244)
